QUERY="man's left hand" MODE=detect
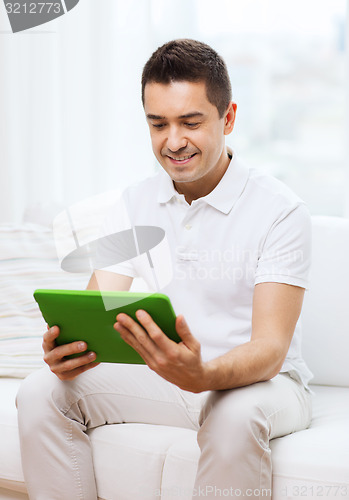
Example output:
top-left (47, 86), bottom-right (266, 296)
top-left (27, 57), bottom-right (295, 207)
top-left (114, 311), bottom-right (207, 393)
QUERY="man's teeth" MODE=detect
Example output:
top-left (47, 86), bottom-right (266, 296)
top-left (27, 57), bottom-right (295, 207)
top-left (168, 154), bottom-right (195, 161)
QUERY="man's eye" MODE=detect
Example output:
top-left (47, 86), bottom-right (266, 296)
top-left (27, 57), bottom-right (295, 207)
top-left (185, 122), bottom-right (200, 128)
top-left (152, 123), bottom-right (166, 129)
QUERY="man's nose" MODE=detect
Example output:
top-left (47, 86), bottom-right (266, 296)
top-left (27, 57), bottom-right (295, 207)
top-left (166, 126), bottom-right (187, 152)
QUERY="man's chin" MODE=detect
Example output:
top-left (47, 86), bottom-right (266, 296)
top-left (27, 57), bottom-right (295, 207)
top-left (164, 167), bottom-right (196, 182)
top-left (162, 162), bottom-right (198, 180)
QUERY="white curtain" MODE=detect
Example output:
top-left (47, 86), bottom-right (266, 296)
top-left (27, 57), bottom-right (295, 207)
top-left (0, 0), bottom-right (154, 223)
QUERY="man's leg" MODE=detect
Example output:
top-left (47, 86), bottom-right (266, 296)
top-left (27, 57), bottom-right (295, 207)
top-left (194, 373), bottom-right (312, 500)
top-left (16, 363), bottom-right (206, 500)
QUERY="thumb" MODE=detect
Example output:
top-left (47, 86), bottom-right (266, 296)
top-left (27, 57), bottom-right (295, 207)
top-left (175, 315), bottom-right (200, 351)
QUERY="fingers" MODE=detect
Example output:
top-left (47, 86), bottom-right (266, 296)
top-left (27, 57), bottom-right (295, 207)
top-left (43, 337), bottom-right (86, 363)
top-left (42, 325), bottom-right (60, 354)
top-left (115, 312), bottom-right (201, 379)
top-left (135, 310), bottom-right (173, 350)
top-left (50, 356), bottom-right (100, 381)
top-left (175, 315), bottom-right (200, 352)
top-left (114, 317), bottom-right (153, 363)
top-left (115, 313), bottom-right (174, 371)
top-left (116, 311), bottom-right (196, 354)
top-left (42, 325), bottom-right (98, 381)
top-left (44, 346), bottom-right (98, 381)
top-left (62, 361), bottom-right (100, 379)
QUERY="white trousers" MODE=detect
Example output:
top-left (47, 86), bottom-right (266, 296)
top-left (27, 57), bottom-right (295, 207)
top-left (16, 364), bottom-right (311, 500)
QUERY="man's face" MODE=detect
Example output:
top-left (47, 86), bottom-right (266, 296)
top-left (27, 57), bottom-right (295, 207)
top-left (144, 81), bottom-right (236, 197)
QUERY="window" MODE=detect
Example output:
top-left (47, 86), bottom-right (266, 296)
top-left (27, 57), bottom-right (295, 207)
top-left (151, 0), bottom-right (348, 216)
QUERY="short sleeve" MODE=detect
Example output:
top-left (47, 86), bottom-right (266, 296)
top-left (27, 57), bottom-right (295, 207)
top-left (255, 203), bottom-right (312, 289)
top-left (93, 194), bottom-right (138, 278)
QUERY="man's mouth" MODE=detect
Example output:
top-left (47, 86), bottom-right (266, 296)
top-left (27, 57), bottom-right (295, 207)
top-left (166, 153), bottom-right (197, 164)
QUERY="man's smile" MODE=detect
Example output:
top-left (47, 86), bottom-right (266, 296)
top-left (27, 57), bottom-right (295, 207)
top-left (166, 153), bottom-right (197, 164)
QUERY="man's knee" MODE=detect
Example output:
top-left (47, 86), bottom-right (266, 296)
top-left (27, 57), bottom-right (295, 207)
top-left (16, 367), bottom-right (67, 419)
top-left (197, 386), bottom-right (270, 457)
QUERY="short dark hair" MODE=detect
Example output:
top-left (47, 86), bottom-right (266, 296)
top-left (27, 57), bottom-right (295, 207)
top-left (141, 39), bottom-right (232, 118)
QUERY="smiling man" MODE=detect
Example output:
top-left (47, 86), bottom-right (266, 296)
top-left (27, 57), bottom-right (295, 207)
top-left (17, 39), bottom-right (312, 499)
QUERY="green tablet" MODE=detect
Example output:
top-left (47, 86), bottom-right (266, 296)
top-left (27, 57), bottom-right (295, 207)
top-left (33, 289), bottom-right (180, 364)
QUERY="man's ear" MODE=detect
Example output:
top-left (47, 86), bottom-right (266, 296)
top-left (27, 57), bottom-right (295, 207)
top-left (224, 102), bottom-right (237, 136)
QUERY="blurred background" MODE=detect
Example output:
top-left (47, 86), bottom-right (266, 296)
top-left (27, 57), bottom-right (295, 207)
top-left (0, 0), bottom-right (348, 223)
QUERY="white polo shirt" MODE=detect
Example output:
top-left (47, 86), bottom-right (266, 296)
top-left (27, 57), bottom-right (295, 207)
top-left (96, 154), bottom-right (313, 388)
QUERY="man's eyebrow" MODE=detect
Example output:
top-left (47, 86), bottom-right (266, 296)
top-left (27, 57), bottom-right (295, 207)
top-left (146, 112), bottom-right (205, 120)
top-left (178, 112), bottom-right (204, 119)
top-left (146, 114), bottom-right (165, 120)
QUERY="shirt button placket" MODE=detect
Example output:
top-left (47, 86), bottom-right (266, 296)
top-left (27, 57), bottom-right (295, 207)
top-left (179, 209), bottom-right (198, 262)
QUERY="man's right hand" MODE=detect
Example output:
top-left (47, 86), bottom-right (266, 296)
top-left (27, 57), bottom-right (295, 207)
top-left (42, 325), bottom-right (99, 381)
top-left (42, 271), bottom-right (132, 380)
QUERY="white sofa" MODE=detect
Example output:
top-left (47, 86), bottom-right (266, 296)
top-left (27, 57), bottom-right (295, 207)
top-left (0, 215), bottom-right (349, 500)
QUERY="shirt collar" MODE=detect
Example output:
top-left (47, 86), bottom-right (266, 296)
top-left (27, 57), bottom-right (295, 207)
top-left (157, 170), bottom-right (178, 205)
top-left (157, 152), bottom-right (250, 215)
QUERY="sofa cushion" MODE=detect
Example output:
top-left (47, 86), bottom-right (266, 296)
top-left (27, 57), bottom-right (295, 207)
top-left (271, 385), bottom-right (349, 499)
top-left (301, 216), bottom-right (349, 386)
top-left (0, 224), bottom-right (88, 378)
top-left (89, 424), bottom-right (199, 500)
top-left (0, 378), bottom-right (25, 493)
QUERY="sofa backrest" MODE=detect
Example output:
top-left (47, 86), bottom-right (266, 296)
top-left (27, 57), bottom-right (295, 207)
top-left (301, 216), bottom-right (349, 387)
